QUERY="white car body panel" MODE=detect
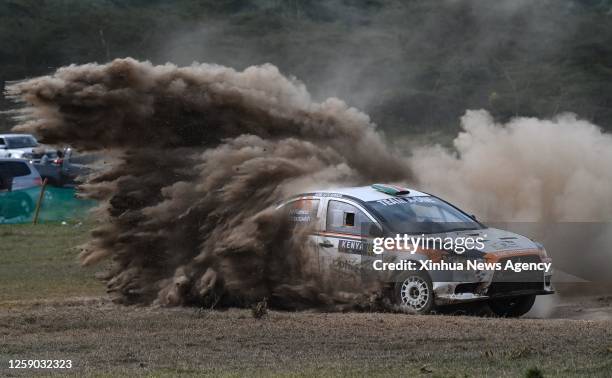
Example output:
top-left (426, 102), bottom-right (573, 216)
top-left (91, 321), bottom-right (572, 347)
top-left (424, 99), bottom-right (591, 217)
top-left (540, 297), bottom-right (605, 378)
top-left (0, 134), bottom-right (40, 159)
top-left (280, 185), bottom-right (554, 306)
top-left (0, 158), bottom-right (42, 191)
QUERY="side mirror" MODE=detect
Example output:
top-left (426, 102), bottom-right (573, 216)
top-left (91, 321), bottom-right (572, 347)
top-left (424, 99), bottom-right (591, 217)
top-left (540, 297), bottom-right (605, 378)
top-left (470, 214), bottom-right (477, 220)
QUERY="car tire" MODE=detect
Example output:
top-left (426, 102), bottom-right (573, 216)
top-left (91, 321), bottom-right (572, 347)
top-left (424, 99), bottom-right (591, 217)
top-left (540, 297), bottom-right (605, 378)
top-left (487, 295), bottom-right (535, 318)
top-left (393, 270), bottom-right (435, 314)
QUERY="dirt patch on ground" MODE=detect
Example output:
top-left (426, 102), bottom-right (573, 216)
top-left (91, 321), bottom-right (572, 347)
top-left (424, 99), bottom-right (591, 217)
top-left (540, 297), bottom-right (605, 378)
top-left (1, 297), bottom-right (611, 377)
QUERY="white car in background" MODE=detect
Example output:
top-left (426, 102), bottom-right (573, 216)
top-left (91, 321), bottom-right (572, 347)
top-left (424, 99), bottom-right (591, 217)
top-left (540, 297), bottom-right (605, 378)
top-left (0, 134), bottom-right (42, 159)
top-left (0, 158), bottom-right (43, 191)
top-left (0, 158), bottom-right (43, 221)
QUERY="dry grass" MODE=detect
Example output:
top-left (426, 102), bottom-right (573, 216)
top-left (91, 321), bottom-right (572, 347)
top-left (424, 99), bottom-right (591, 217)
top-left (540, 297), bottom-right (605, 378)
top-left (0, 222), bottom-right (104, 305)
top-left (2, 301), bottom-right (612, 377)
top-left (1, 223), bottom-right (612, 376)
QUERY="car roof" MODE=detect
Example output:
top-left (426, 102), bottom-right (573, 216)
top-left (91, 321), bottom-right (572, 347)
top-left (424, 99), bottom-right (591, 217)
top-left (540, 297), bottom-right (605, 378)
top-left (0, 134), bottom-right (35, 138)
top-left (311, 185), bottom-right (430, 202)
top-left (0, 158), bottom-right (33, 164)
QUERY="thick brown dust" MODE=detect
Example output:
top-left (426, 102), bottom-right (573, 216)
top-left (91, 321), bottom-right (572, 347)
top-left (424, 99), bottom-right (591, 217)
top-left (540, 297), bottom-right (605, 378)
top-left (7, 59), bottom-right (612, 310)
top-left (6, 58), bottom-right (409, 308)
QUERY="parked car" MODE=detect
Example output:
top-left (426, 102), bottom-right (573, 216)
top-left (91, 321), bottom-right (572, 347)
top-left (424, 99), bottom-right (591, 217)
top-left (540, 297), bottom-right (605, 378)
top-left (0, 158), bottom-right (43, 191)
top-left (0, 134), bottom-right (42, 159)
top-left (33, 148), bottom-right (90, 187)
top-left (0, 134), bottom-right (90, 187)
top-left (0, 159), bottom-right (42, 221)
top-left (277, 184), bottom-right (554, 317)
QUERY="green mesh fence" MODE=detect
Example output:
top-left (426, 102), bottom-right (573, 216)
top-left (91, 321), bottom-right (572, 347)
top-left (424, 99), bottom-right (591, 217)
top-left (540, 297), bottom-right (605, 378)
top-left (0, 187), bottom-right (95, 224)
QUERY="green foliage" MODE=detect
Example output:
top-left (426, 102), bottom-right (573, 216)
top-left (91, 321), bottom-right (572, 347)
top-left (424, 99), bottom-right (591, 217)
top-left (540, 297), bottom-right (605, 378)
top-left (1, 0), bottom-right (612, 135)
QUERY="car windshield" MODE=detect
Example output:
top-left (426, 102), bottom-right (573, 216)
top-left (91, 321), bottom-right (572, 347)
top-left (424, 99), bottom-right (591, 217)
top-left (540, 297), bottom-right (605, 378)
top-left (367, 196), bottom-right (482, 234)
top-left (6, 136), bottom-right (38, 148)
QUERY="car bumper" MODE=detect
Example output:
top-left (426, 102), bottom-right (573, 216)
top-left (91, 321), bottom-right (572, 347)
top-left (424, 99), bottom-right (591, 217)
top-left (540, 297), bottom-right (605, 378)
top-left (433, 273), bottom-right (554, 306)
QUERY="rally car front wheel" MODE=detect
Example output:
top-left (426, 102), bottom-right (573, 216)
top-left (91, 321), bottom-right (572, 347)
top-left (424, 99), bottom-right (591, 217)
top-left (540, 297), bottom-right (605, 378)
top-left (487, 295), bottom-right (535, 317)
top-left (393, 271), bottom-right (435, 314)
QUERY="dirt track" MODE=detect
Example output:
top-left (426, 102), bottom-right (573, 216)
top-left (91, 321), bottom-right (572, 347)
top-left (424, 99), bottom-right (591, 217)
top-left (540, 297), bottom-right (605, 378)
top-left (3, 223), bottom-right (608, 376)
top-left (2, 297), bottom-right (612, 377)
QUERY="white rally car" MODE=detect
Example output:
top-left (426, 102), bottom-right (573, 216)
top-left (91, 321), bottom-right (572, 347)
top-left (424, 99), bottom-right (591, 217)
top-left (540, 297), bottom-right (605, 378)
top-left (279, 184), bottom-right (554, 316)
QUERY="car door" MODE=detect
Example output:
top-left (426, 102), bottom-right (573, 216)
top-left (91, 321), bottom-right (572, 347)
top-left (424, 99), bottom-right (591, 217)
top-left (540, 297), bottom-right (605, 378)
top-left (282, 196), bottom-right (323, 276)
top-left (317, 199), bottom-right (379, 287)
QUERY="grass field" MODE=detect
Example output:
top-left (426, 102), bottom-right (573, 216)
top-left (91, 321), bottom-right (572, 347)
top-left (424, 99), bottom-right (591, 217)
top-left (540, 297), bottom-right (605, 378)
top-left (1, 223), bottom-right (612, 377)
top-left (0, 223), bottom-right (104, 305)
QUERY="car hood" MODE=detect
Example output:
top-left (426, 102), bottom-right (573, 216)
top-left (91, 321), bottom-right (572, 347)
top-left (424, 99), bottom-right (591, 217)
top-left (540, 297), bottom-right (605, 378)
top-left (6, 147), bottom-right (36, 155)
top-left (390, 227), bottom-right (540, 255)
top-left (459, 228), bottom-right (538, 253)
top-left (447, 227), bottom-right (540, 256)
top-left (8, 146), bottom-right (56, 158)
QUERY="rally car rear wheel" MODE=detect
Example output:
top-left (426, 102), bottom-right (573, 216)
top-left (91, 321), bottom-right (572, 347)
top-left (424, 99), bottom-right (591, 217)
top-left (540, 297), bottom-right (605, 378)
top-left (487, 295), bottom-right (535, 317)
top-left (394, 271), bottom-right (435, 314)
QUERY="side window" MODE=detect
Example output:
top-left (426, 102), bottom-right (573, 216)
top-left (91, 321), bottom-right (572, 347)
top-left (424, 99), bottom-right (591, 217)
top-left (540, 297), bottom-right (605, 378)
top-left (0, 137), bottom-right (5, 146)
top-left (326, 200), bottom-right (373, 235)
top-left (286, 198), bottom-right (320, 224)
top-left (0, 162), bottom-right (31, 177)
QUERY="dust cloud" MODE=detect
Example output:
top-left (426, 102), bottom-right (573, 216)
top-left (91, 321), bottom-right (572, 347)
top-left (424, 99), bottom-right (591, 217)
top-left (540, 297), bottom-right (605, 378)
top-left (6, 58), bottom-right (409, 308)
top-left (410, 110), bottom-right (612, 317)
top-left (6, 59), bottom-right (612, 312)
top-left (412, 110), bottom-right (612, 285)
top-left (411, 109), bottom-right (612, 223)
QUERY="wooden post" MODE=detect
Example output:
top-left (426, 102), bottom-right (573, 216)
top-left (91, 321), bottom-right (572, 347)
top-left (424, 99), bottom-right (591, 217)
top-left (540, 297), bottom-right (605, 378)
top-left (33, 178), bottom-right (48, 225)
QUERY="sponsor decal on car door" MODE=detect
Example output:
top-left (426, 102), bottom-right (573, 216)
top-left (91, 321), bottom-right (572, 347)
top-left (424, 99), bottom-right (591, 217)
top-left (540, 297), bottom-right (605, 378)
top-left (317, 199), bottom-right (378, 285)
top-left (284, 197), bottom-right (322, 276)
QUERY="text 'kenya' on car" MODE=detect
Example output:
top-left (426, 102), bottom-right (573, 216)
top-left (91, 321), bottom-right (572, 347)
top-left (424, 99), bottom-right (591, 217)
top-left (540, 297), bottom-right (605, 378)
top-left (277, 184), bottom-right (554, 317)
